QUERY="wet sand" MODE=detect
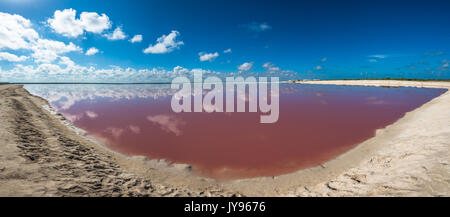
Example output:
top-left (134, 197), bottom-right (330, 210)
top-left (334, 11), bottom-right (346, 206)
top-left (0, 80), bottom-right (449, 196)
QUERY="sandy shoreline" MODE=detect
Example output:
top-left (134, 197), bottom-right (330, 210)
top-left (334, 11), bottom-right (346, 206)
top-left (0, 80), bottom-right (449, 196)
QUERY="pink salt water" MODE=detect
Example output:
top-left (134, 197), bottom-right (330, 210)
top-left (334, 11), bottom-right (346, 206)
top-left (25, 84), bottom-right (447, 180)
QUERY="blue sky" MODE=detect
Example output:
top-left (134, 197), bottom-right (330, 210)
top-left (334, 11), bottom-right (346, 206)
top-left (0, 0), bottom-right (449, 82)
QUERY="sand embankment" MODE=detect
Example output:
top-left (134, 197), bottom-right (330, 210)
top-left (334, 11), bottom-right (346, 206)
top-left (0, 85), bottom-right (239, 196)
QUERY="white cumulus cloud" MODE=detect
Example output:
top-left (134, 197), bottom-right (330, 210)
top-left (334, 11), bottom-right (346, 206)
top-left (130, 34), bottom-right (143, 43)
top-left (0, 52), bottom-right (28, 62)
top-left (143, 30), bottom-right (183, 54)
top-left (262, 62), bottom-right (296, 77)
top-left (58, 56), bottom-right (75, 67)
top-left (47, 9), bottom-right (111, 38)
top-left (199, 52), bottom-right (219, 62)
top-left (104, 26), bottom-right (127, 40)
top-left (238, 62), bottom-right (253, 72)
top-left (0, 12), bottom-right (90, 63)
top-left (85, 47), bottom-right (99, 56)
top-left (30, 38), bottom-right (81, 63)
top-left (0, 59), bottom-right (229, 83)
top-left (223, 48), bottom-right (232, 53)
top-left (262, 62), bottom-right (281, 72)
top-left (79, 12), bottom-right (111, 34)
top-left (0, 12), bottom-right (39, 50)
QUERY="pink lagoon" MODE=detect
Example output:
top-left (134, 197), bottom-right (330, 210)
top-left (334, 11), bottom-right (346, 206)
top-left (25, 83), bottom-right (447, 180)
